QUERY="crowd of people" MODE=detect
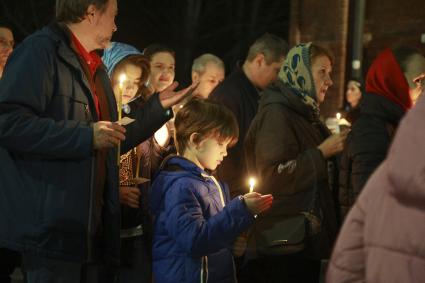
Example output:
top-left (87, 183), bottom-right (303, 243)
top-left (1, 0), bottom-right (425, 283)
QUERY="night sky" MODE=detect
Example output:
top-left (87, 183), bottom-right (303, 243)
top-left (1, 0), bottom-right (290, 86)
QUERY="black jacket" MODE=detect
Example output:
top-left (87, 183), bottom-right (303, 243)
top-left (210, 68), bottom-right (259, 197)
top-left (245, 81), bottom-right (338, 259)
top-left (0, 23), bottom-right (170, 264)
top-left (339, 92), bottom-right (404, 219)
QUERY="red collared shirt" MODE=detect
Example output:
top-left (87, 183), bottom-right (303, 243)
top-left (71, 32), bottom-right (102, 117)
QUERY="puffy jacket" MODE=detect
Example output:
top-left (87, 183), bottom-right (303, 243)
top-left (150, 156), bottom-right (254, 283)
top-left (327, 91), bottom-right (425, 283)
top-left (0, 22), bottom-right (170, 264)
top-left (338, 92), bottom-right (404, 219)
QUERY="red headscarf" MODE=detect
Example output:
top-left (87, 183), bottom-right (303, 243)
top-left (366, 48), bottom-right (412, 111)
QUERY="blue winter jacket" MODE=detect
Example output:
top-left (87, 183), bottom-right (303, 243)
top-left (0, 22), bottom-right (171, 264)
top-left (150, 156), bottom-right (254, 283)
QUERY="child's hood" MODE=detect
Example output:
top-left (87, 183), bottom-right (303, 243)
top-left (150, 155), bottom-right (210, 214)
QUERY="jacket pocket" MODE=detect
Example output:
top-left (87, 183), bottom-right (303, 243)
top-left (45, 94), bottom-right (92, 122)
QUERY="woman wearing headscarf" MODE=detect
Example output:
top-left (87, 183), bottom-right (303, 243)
top-left (243, 43), bottom-right (347, 283)
top-left (338, 47), bottom-right (425, 220)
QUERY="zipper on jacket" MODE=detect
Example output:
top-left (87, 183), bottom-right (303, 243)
top-left (200, 256), bottom-right (209, 283)
top-left (203, 174), bottom-right (225, 208)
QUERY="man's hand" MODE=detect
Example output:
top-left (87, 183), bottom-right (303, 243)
top-left (93, 121), bottom-right (126, 149)
top-left (243, 192), bottom-right (273, 215)
top-left (119, 186), bottom-right (141, 208)
top-left (159, 82), bottom-right (199, 109)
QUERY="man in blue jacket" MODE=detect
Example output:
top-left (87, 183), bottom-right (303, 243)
top-left (0, 0), bottom-right (193, 282)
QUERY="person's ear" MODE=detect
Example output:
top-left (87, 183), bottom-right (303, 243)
top-left (85, 5), bottom-right (96, 23)
top-left (255, 53), bottom-right (266, 67)
top-left (189, 133), bottom-right (206, 151)
top-left (192, 72), bottom-right (200, 83)
top-left (189, 132), bottom-right (200, 147)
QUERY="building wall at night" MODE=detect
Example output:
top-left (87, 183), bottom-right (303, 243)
top-left (289, 0), bottom-right (425, 118)
top-left (289, 0), bottom-right (349, 118)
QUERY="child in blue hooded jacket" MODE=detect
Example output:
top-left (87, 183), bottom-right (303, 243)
top-left (150, 99), bottom-right (273, 283)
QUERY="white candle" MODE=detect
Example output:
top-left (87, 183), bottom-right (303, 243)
top-left (335, 112), bottom-right (341, 134)
top-left (117, 74), bottom-right (127, 166)
top-left (118, 74), bottom-right (127, 120)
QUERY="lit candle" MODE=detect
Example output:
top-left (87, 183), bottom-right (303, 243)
top-left (335, 112), bottom-right (341, 134)
top-left (336, 112), bottom-right (341, 120)
top-left (117, 74), bottom-right (127, 166)
top-left (249, 177), bottom-right (256, 193)
top-left (118, 74), bottom-right (127, 120)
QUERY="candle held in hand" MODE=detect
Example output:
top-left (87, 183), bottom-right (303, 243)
top-left (117, 74), bottom-right (127, 166)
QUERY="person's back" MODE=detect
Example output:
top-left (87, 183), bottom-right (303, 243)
top-left (210, 33), bottom-right (288, 197)
top-left (328, 86), bottom-right (425, 283)
top-left (338, 47), bottom-right (425, 219)
top-left (150, 99), bottom-right (273, 283)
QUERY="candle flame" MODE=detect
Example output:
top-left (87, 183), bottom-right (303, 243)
top-left (249, 177), bottom-right (256, 193)
top-left (336, 112), bottom-right (341, 120)
top-left (119, 74), bottom-right (127, 88)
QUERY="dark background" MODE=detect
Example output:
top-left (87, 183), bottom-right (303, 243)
top-left (1, 0), bottom-right (290, 86)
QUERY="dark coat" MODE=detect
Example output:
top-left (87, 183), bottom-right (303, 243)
top-left (244, 80), bottom-right (338, 259)
top-left (327, 92), bottom-right (425, 283)
top-left (209, 68), bottom-right (259, 197)
top-left (150, 156), bottom-right (254, 283)
top-left (338, 92), bottom-right (404, 219)
top-left (0, 23), bottom-right (170, 264)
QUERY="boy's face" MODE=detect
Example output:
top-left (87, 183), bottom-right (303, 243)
top-left (195, 137), bottom-right (230, 171)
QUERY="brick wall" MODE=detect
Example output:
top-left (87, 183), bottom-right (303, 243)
top-left (289, 0), bottom-right (425, 118)
top-left (363, 0), bottom-right (425, 72)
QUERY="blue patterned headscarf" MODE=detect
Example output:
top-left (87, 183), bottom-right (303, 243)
top-left (279, 42), bottom-right (319, 115)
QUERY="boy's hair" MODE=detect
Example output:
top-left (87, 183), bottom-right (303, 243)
top-left (246, 33), bottom-right (289, 65)
top-left (111, 54), bottom-right (151, 99)
top-left (191, 53), bottom-right (225, 75)
top-left (174, 99), bottom-right (239, 155)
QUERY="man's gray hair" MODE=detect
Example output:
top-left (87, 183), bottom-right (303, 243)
top-left (192, 53), bottom-right (225, 75)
